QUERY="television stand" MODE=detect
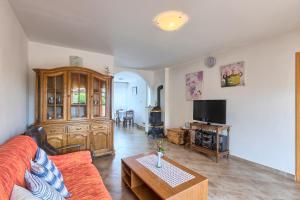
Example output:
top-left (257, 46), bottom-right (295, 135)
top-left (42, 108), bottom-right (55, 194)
top-left (187, 122), bottom-right (231, 162)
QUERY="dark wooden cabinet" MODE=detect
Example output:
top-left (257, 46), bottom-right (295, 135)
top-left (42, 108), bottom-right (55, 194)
top-left (34, 66), bottom-right (114, 157)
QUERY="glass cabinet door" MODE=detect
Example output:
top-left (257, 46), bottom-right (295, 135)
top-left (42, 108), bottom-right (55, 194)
top-left (70, 73), bottom-right (88, 119)
top-left (92, 77), bottom-right (107, 118)
top-left (45, 73), bottom-right (65, 121)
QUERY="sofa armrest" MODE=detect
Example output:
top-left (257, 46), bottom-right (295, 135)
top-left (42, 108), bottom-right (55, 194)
top-left (49, 151), bottom-right (92, 169)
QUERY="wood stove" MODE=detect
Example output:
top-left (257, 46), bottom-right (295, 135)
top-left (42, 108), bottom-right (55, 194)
top-left (148, 85), bottom-right (164, 138)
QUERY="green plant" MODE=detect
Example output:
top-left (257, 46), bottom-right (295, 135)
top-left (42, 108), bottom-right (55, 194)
top-left (156, 139), bottom-right (165, 153)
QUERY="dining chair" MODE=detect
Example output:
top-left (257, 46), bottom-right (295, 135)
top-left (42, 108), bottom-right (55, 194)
top-left (115, 109), bottom-right (122, 125)
top-left (123, 110), bottom-right (134, 127)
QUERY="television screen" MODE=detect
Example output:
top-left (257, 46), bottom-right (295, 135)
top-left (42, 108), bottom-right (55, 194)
top-left (193, 100), bottom-right (226, 124)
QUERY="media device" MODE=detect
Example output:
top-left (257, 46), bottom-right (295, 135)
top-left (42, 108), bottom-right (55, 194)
top-left (193, 100), bottom-right (226, 124)
top-left (195, 130), bottom-right (228, 152)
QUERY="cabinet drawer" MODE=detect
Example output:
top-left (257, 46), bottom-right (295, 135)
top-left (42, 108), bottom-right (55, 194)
top-left (47, 133), bottom-right (65, 148)
top-left (91, 123), bottom-right (108, 131)
top-left (44, 126), bottom-right (65, 135)
top-left (67, 124), bottom-right (90, 133)
top-left (92, 130), bottom-right (108, 136)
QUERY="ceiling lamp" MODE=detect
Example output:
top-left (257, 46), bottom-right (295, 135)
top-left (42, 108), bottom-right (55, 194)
top-left (153, 11), bottom-right (189, 31)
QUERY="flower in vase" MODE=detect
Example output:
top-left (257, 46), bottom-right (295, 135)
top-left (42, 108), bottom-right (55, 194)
top-left (156, 139), bottom-right (165, 154)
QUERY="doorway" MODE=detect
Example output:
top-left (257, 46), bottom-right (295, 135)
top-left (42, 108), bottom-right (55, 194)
top-left (113, 71), bottom-right (151, 129)
top-left (296, 52), bottom-right (300, 182)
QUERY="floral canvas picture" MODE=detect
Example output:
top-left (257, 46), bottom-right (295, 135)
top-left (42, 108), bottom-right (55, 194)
top-left (221, 61), bottom-right (245, 87)
top-left (186, 71), bottom-right (203, 101)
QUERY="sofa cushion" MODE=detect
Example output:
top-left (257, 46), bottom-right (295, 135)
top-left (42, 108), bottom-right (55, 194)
top-left (60, 163), bottom-right (112, 200)
top-left (0, 136), bottom-right (38, 200)
top-left (31, 161), bottom-right (70, 198)
top-left (25, 171), bottom-right (65, 200)
top-left (35, 147), bottom-right (64, 181)
top-left (10, 185), bottom-right (40, 200)
top-left (49, 151), bottom-right (92, 170)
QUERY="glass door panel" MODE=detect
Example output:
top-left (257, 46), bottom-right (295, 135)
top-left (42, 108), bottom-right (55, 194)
top-left (46, 74), bottom-right (64, 120)
top-left (93, 78), bottom-right (100, 117)
top-left (71, 73), bottom-right (88, 119)
top-left (92, 77), bottom-right (107, 118)
top-left (71, 73), bottom-right (79, 104)
top-left (100, 80), bottom-right (107, 117)
top-left (55, 75), bottom-right (64, 119)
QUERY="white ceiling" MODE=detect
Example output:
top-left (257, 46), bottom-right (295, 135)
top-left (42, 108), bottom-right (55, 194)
top-left (9, 0), bottom-right (300, 69)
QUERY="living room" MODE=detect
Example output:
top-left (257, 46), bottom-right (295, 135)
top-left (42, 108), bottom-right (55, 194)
top-left (1, 0), bottom-right (300, 200)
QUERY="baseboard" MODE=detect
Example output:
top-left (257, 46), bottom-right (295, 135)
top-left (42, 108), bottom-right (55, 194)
top-left (230, 155), bottom-right (295, 180)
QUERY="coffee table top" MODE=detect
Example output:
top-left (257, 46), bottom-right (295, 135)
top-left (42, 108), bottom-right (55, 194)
top-left (122, 152), bottom-right (208, 199)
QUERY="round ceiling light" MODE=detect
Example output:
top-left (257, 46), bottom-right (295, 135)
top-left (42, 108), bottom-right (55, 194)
top-left (153, 11), bottom-right (189, 31)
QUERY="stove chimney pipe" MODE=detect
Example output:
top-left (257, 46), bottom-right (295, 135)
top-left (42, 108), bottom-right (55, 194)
top-left (156, 85), bottom-right (163, 109)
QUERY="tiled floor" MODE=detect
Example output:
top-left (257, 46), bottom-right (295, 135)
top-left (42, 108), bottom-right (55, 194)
top-left (93, 126), bottom-right (300, 200)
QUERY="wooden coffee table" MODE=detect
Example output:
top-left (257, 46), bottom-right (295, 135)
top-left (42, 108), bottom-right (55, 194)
top-left (121, 152), bottom-right (208, 200)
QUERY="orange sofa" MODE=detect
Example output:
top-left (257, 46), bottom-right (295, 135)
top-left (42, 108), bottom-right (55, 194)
top-left (0, 135), bottom-right (112, 200)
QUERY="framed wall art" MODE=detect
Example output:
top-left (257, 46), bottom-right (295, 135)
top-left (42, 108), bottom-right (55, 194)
top-left (185, 71), bottom-right (203, 101)
top-left (220, 61), bottom-right (245, 87)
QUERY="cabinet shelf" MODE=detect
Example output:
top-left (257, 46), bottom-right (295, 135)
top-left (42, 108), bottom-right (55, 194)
top-left (47, 117), bottom-right (64, 120)
top-left (121, 160), bottom-right (163, 200)
top-left (189, 122), bottom-right (231, 162)
top-left (122, 175), bottom-right (131, 187)
top-left (131, 185), bottom-right (162, 200)
top-left (47, 89), bottom-right (63, 93)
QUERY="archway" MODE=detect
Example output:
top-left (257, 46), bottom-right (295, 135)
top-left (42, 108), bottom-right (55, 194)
top-left (113, 71), bottom-right (151, 129)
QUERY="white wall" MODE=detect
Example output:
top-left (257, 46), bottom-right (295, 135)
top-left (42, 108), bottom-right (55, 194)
top-left (127, 79), bottom-right (147, 126)
top-left (166, 28), bottom-right (300, 175)
top-left (28, 41), bottom-right (114, 124)
top-left (113, 82), bottom-right (129, 112)
top-left (164, 68), bottom-right (171, 131)
top-left (0, 0), bottom-right (28, 144)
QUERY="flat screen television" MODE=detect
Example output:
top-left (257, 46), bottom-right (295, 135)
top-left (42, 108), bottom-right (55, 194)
top-left (193, 100), bottom-right (226, 124)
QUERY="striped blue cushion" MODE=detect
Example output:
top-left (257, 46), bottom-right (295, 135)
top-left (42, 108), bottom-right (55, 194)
top-left (31, 161), bottom-right (71, 198)
top-left (34, 148), bottom-right (63, 181)
top-left (24, 170), bottom-right (65, 200)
